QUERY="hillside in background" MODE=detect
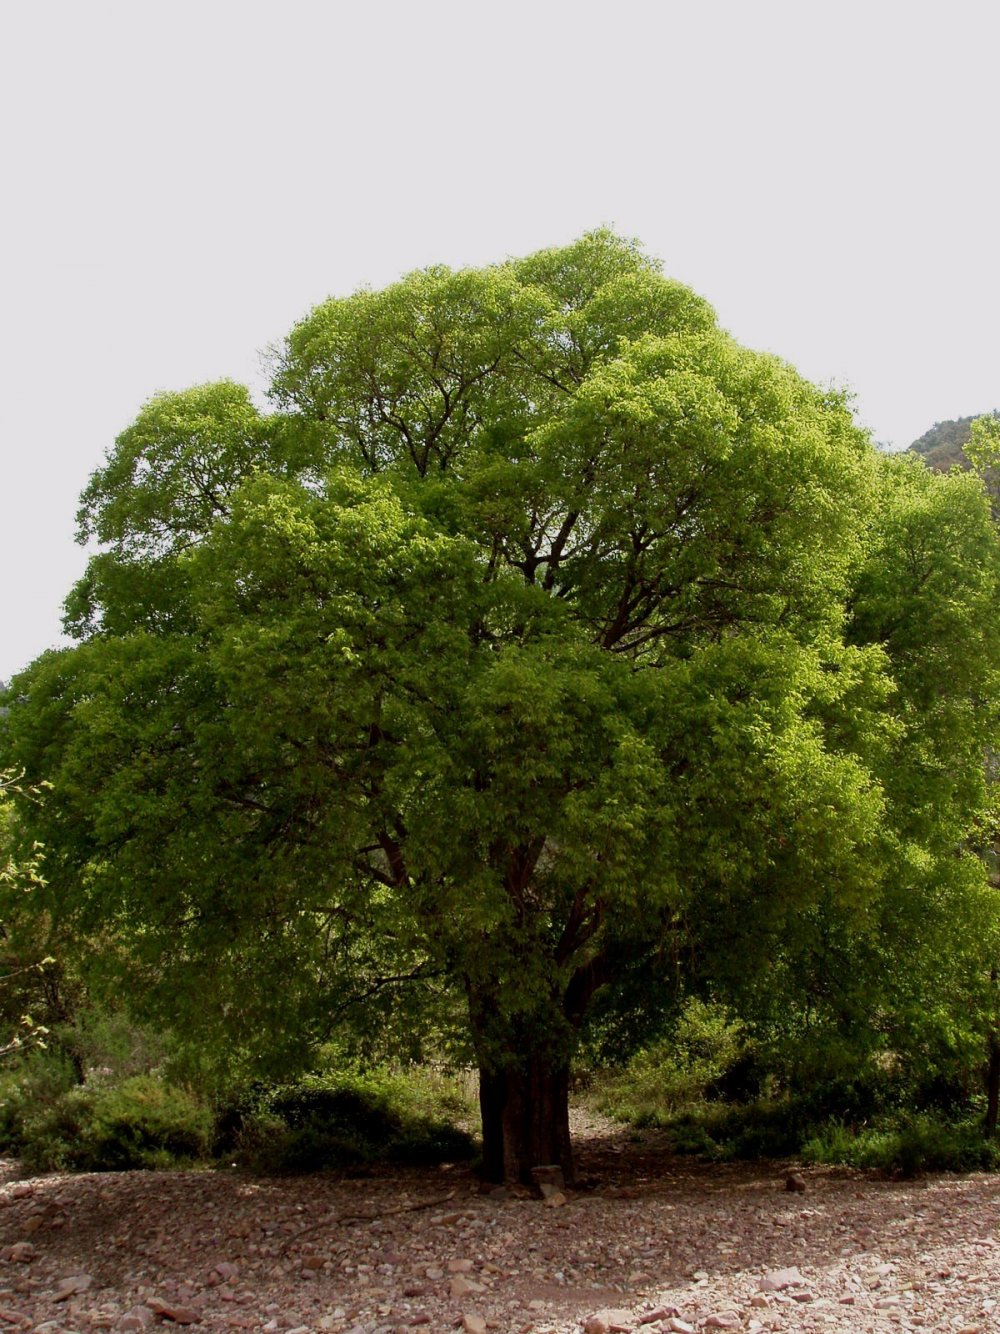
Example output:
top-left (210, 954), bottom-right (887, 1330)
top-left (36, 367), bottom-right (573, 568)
top-left (907, 416), bottom-right (978, 472)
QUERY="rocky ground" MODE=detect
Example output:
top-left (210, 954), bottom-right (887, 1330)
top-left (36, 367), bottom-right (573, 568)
top-left (2, 1115), bottom-right (999, 1334)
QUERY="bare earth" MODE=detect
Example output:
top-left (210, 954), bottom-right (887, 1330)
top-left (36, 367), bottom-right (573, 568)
top-left (2, 1112), bottom-right (999, 1334)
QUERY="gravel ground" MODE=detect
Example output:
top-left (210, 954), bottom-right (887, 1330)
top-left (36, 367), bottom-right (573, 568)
top-left (2, 1119), bottom-right (1000, 1334)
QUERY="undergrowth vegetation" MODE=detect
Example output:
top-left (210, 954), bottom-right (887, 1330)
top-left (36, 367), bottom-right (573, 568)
top-left (0, 995), bottom-right (997, 1179)
top-left (0, 1013), bottom-right (477, 1175)
top-left (585, 998), bottom-right (1000, 1176)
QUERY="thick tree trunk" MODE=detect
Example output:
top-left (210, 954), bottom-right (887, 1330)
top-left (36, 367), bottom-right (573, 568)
top-left (479, 1057), bottom-right (574, 1185)
top-left (986, 1036), bottom-right (1000, 1138)
top-left (987, 967), bottom-right (1000, 1139)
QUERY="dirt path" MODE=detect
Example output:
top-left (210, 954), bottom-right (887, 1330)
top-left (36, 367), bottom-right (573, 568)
top-left (1, 1124), bottom-right (999, 1334)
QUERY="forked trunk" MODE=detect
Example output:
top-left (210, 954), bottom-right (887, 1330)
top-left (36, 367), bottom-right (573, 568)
top-left (479, 1057), bottom-right (573, 1185)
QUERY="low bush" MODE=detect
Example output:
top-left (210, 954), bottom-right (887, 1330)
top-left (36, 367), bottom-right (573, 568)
top-left (589, 999), bottom-right (750, 1126)
top-left (231, 1068), bottom-right (476, 1174)
top-left (15, 1075), bottom-right (212, 1173)
top-left (802, 1115), bottom-right (1000, 1176)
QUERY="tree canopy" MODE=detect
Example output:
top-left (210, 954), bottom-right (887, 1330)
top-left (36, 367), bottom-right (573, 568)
top-left (4, 232), bottom-right (1000, 1181)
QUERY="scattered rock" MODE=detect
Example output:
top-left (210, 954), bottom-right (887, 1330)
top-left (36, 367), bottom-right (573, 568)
top-left (639, 1308), bottom-right (679, 1324)
top-left (447, 1259), bottom-right (475, 1273)
top-left (704, 1315), bottom-right (741, 1330)
top-left (543, 1191), bottom-right (567, 1207)
top-left (666, 1320), bottom-right (694, 1334)
top-left (147, 1299), bottom-right (201, 1325)
top-left (461, 1315), bottom-right (486, 1334)
top-left (759, 1267), bottom-right (805, 1292)
top-left (0, 1311), bottom-right (31, 1331)
top-left (120, 1308), bottom-right (155, 1332)
top-left (450, 1275), bottom-right (485, 1297)
top-left (584, 1318), bottom-right (608, 1334)
top-left (784, 1171), bottom-right (807, 1193)
top-left (529, 1165), bottom-right (565, 1194)
top-left (52, 1274), bottom-right (93, 1301)
top-left (7, 1243), bottom-right (34, 1263)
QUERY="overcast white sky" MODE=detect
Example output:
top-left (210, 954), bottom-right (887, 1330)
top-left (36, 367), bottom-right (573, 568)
top-left (2, 0), bottom-right (998, 681)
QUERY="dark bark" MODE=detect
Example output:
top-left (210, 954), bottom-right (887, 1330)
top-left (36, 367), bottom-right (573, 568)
top-left (987, 968), bottom-right (999, 1139)
top-left (478, 1057), bottom-right (573, 1185)
top-left (986, 1036), bottom-right (1000, 1138)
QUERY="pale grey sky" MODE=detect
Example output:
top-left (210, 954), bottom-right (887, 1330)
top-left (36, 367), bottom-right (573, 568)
top-left (2, 0), bottom-right (998, 681)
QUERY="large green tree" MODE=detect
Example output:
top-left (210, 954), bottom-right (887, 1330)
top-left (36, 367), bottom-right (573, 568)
top-left (4, 233), bottom-right (999, 1180)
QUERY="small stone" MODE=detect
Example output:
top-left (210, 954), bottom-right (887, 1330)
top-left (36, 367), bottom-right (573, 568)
top-left (448, 1260), bottom-right (475, 1273)
top-left (529, 1165), bottom-right (565, 1192)
top-left (704, 1315), bottom-right (741, 1330)
top-left (0, 1312), bottom-right (31, 1332)
top-left (692, 1271), bottom-right (709, 1282)
top-left (425, 1267), bottom-right (445, 1280)
top-left (789, 1291), bottom-right (813, 1303)
top-left (784, 1172), bottom-right (806, 1192)
top-left (584, 1319), bottom-right (608, 1334)
top-left (121, 1309), bottom-right (155, 1333)
top-left (147, 1299), bottom-right (201, 1325)
top-left (875, 1297), bottom-right (901, 1310)
top-left (838, 1295), bottom-right (855, 1305)
top-left (666, 1321), bottom-right (694, 1334)
top-left (639, 1309), bottom-right (678, 1325)
top-left (404, 1284), bottom-right (430, 1297)
top-left (462, 1317), bottom-right (486, 1334)
top-left (543, 1191), bottom-right (567, 1208)
top-left (450, 1275), bottom-right (485, 1297)
top-left (759, 1268), bottom-right (804, 1292)
top-left (53, 1274), bottom-right (93, 1301)
top-left (749, 1296), bottom-right (769, 1310)
top-left (8, 1243), bottom-right (34, 1263)
top-left (302, 1256), bottom-right (325, 1271)
top-left (214, 1263), bottom-right (239, 1282)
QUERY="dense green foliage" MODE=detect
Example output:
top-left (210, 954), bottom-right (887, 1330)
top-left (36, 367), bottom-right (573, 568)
top-left (4, 232), bottom-right (1000, 1179)
top-left (0, 1015), bottom-right (475, 1175)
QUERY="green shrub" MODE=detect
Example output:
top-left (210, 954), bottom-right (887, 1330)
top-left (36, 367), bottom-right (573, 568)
top-left (0, 1048), bottom-right (81, 1155)
top-left (590, 999), bottom-right (749, 1126)
top-left (14, 1074), bottom-right (212, 1173)
top-left (802, 1115), bottom-right (1000, 1175)
top-left (232, 1068), bottom-right (476, 1174)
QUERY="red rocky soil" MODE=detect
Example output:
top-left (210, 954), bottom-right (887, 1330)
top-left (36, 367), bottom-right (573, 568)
top-left (2, 1117), bottom-right (999, 1334)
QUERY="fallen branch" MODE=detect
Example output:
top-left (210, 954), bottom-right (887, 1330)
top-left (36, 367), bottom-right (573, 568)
top-left (281, 1189), bottom-right (457, 1250)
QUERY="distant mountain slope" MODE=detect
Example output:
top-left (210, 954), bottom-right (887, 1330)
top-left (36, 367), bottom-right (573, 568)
top-left (907, 416), bottom-right (978, 472)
